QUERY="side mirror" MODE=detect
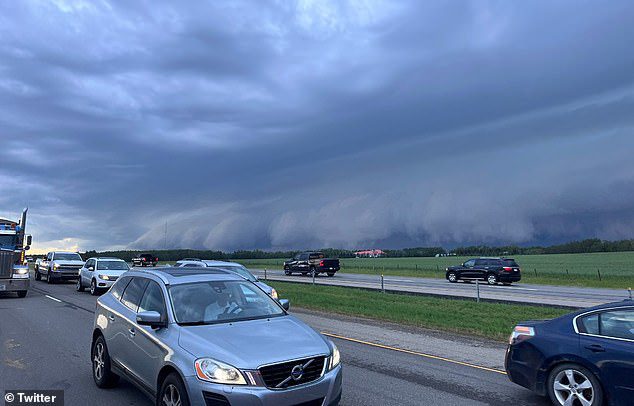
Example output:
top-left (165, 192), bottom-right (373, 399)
top-left (88, 266), bottom-right (94, 272)
top-left (137, 311), bottom-right (167, 328)
top-left (254, 275), bottom-right (259, 281)
top-left (279, 299), bottom-right (290, 311)
top-left (26, 235), bottom-right (32, 246)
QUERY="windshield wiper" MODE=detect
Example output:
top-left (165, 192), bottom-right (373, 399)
top-left (178, 321), bottom-right (210, 326)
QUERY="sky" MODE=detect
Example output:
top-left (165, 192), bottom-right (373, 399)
top-left (1, 0), bottom-right (634, 254)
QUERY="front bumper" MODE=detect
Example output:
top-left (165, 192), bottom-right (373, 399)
top-left (49, 271), bottom-right (79, 280)
top-left (0, 278), bottom-right (30, 292)
top-left (185, 364), bottom-right (342, 406)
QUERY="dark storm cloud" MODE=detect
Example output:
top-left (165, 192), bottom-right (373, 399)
top-left (1, 0), bottom-right (634, 252)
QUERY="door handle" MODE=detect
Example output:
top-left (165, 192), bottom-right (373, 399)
top-left (584, 344), bottom-right (605, 353)
top-left (128, 328), bottom-right (136, 337)
top-left (107, 315), bottom-right (115, 322)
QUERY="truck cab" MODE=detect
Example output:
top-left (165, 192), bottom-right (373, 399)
top-left (0, 209), bottom-right (32, 298)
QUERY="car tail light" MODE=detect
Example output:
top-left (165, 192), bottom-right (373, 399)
top-left (155, 257), bottom-right (159, 262)
top-left (503, 267), bottom-right (513, 272)
top-left (509, 325), bottom-right (535, 345)
top-left (319, 260), bottom-right (324, 267)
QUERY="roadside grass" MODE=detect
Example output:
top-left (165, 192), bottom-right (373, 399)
top-left (238, 252), bottom-right (634, 289)
top-left (268, 281), bottom-right (569, 342)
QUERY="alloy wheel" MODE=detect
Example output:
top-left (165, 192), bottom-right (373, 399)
top-left (162, 384), bottom-right (181, 406)
top-left (448, 273), bottom-right (457, 282)
top-left (93, 342), bottom-right (104, 381)
top-left (553, 369), bottom-right (594, 406)
top-left (487, 274), bottom-right (497, 285)
top-left (90, 280), bottom-right (96, 295)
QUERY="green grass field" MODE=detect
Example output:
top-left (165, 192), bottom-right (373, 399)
top-left (268, 281), bottom-right (568, 342)
top-left (237, 252), bottom-right (634, 289)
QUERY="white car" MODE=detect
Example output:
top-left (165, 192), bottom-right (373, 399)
top-left (76, 257), bottom-right (130, 295)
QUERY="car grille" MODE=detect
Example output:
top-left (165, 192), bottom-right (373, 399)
top-left (0, 250), bottom-right (13, 278)
top-left (259, 356), bottom-right (326, 389)
top-left (58, 265), bottom-right (81, 272)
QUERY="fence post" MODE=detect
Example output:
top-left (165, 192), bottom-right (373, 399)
top-left (312, 269), bottom-right (315, 285)
top-left (476, 279), bottom-right (480, 303)
top-left (566, 269), bottom-right (569, 277)
top-left (381, 274), bottom-right (385, 293)
top-left (597, 269), bottom-right (602, 281)
top-left (629, 288), bottom-right (632, 300)
top-left (534, 268), bottom-right (537, 277)
top-left (264, 268), bottom-right (267, 280)
top-left (436, 265), bottom-right (439, 272)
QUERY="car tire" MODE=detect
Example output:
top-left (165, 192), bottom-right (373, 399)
top-left (327, 272), bottom-right (335, 277)
top-left (159, 372), bottom-right (190, 406)
top-left (447, 272), bottom-right (458, 283)
top-left (17, 290), bottom-right (27, 298)
top-left (90, 279), bottom-right (99, 296)
top-left (486, 273), bottom-right (498, 285)
top-left (284, 270), bottom-right (291, 276)
top-left (35, 266), bottom-right (41, 281)
top-left (47, 269), bottom-right (54, 284)
top-left (547, 363), bottom-right (603, 406)
top-left (92, 335), bottom-right (119, 388)
top-left (76, 277), bottom-right (85, 292)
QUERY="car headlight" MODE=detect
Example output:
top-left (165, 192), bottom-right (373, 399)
top-left (13, 267), bottom-right (29, 278)
top-left (53, 263), bottom-right (60, 270)
top-left (270, 288), bottom-right (278, 300)
top-left (195, 358), bottom-right (247, 385)
top-left (327, 342), bottom-right (340, 371)
top-left (98, 274), bottom-right (110, 280)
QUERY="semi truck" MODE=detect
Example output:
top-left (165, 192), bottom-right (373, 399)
top-left (0, 209), bottom-right (32, 298)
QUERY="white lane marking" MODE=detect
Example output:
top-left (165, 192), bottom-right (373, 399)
top-left (45, 295), bottom-right (62, 303)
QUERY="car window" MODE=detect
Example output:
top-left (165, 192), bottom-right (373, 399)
top-left (97, 260), bottom-right (129, 271)
top-left (464, 259), bottom-right (475, 267)
top-left (579, 313), bottom-right (600, 335)
top-left (600, 310), bottom-right (634, 340)
top-left (309, 253), bottom-right (325, 260)
top-left (121, 277), bottom-right (150, 312)
top-left (138, 281), bottom-right (167, 316)
top-left (169, 280), bottom-right (284, 325)
top-left (299, 253), bottom-right (309, 260)
top-left (502, 259), bottom-right (519, 267)
top-left (85, 259), bottom-right (93, 268)
top-left (47, 253), bottom-right (53, 261)
top-left (474, 259), bottom-right (485, 266)
top-left (110, 276), bottom-right (132, 300)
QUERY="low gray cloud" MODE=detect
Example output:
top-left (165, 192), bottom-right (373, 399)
top-left (1, 0), bottom-right (634, 252)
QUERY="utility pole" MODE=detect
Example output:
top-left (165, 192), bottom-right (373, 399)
top-left (164, 221), bottom-right (167, 249)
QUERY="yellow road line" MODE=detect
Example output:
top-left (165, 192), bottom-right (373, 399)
top-left (321, 332), bottom-right (507, 376)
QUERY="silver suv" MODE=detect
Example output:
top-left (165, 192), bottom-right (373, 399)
top-left (91, 267), bottom-right (342, 406)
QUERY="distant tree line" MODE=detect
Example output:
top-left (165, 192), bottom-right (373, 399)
top-left (75, 238), bottom-right (634, 261)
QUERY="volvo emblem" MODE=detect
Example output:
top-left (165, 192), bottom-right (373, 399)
top-left (290, 364), bottom-right (304, 381)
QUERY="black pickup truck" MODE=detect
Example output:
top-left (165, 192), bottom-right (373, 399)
top-left (131, 253), bottom-right (158, 267)
top-left (283, 252), bottom-right (340, 277)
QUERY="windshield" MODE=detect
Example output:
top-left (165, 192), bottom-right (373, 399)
top-left (97, 261), bottom-right (129, 271)
top-left (169, 280), bottom-right (284, 325)
top-left (211, 265), bottom-right (256, 282)
top-left (54, 253), bottom-right (83, 261)
top-left (0, 235), bottom-right (17, 249)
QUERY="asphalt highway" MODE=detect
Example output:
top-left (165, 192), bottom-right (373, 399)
top-left (252, 268), bottom-right (632, 308)
top-left (0, 276), bottom-right (550, 406)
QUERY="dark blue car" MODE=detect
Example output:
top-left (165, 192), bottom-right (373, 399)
top-left (505, 300), bottom-right (634, 406)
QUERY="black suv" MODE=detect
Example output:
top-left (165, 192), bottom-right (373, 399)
top-left (283, 252), bottom-right (340, 277)
top-left (445, 257), bottom-right (521, 285)
top-left (131, 253), bottom-right (158, 267)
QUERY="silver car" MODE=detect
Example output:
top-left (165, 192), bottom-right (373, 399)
top-left (92, 267), bottom-right (342, 406)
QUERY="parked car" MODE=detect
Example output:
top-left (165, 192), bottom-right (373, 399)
top-left (445, 257), bottom-right (521, 285)
top-left (35, 251), bottom-right (84, 283)
top-left (77, 257), bottom-right (130, 296)
top-left (173, 260), bottom-right (278, 299)
top-left (506, 300), bottom-right (634, 406)
top-left (283, 252), bottom-right (340, 277)
top-left (91, 268), bottom-right (342, 406)
top-left (131, 253), bottom-right (158, 267)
